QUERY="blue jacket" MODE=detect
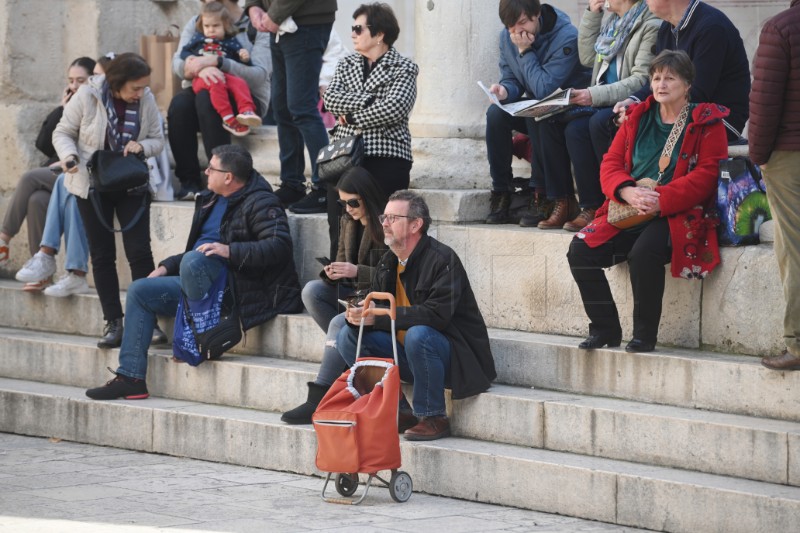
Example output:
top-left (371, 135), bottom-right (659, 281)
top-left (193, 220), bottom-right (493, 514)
top-left (498, 4), bottom-right (590, 102)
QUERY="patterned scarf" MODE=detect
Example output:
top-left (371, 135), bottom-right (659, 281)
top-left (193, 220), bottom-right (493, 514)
top-left (102, 81), bottom-right (141, 152)
top-left (594, 0), bottom-right (649, 61)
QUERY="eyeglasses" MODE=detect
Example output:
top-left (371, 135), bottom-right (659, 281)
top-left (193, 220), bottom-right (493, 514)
top-left (206, 166), bottom-right (230, 174)
top-left (378, 214), bottom-right (414, 224)
top-left (351, 24), bottom-right (372, 36)
top-left (337, 198), bottom-right (361, 209)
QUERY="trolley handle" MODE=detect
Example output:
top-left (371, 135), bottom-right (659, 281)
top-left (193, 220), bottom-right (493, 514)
top-left (361, 292), bottom-right (396, 321)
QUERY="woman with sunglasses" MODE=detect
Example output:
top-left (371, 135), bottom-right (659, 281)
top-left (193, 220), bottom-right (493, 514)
top-left (282, 166), bottom-right (388, 424)
top-left (321, 2), bottom-right (418, 257)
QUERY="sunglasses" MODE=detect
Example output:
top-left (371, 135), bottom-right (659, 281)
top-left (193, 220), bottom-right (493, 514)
top-left (351, 24), bottom-right (372, 36)
top-left (337, 198), bottom-right (361, 209)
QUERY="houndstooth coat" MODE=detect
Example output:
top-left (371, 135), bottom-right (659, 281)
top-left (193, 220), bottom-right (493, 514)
top-left (323, 47), bottom-right (419, 162)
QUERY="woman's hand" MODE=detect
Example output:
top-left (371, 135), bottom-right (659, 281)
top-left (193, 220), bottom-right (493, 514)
top-left (61, 87), bottom-right (74, 107)
top-left (123, 141), bottom-right (142, 156)
top-left (619, 185), bottom-right (660, 215)
top-left (570, 89), bottom-right (593, 106)
top-left (196, 242), bottom-right (230, 259)
top-left (488, 83), bottom-right (508, 101)
top-left (325, 262), bottom-right (357, 280)
top-left (198, 66), bottom-right (225, 85)
top-left (148, 265), bottom-right (168, 278)
top-left (588, 0), bottom-right (605, 13)
top-left (57, 157), bottom-right (79, 174)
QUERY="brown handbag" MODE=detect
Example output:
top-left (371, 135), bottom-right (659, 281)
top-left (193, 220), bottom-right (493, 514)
top-left (607, 104), bottom-right (690, 229)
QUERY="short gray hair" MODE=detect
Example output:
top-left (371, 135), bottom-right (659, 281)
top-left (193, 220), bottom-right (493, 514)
top-left (388, 189), bottom-right (431, 234)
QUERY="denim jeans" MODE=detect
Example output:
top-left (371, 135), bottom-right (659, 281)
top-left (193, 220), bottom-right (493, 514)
top-left (564, 110), bottom-right (605, 208)
top-left (302, 280), bottom-right (355, 386)
top-left (40, 174), bottom-right (89, 273)
top-left (117, 251), bottom-right (224, 380)
top-left (270, 24), bottom-right (331, 190)
top-left (337, 324), bottom-right (452, 417)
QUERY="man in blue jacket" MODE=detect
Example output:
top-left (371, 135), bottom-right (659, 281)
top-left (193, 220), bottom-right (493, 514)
top-left (86, 144), bottom-right (303, 400)
top-left (484, 0), bottom-right (589, 227)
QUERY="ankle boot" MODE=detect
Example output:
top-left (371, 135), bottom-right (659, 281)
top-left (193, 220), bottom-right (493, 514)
top-left (485, 191), bottom-right (512, 224)
top-left (98, 318), bottom-right (124, 349)
top-left (281, 382), bottom-right (331, 424)
top-left (519, 193), bottom-right (554, 227)
top-left (563, 207), bottom-right (597, 232)
top-left (538, 196), bottom-right (578, 229)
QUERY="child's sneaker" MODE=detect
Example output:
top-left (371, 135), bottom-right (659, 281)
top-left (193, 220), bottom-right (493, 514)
top-left (86, 368), bottom-right (149, 400)
top-left (44, 272), bottom-right (90, 297)
top-left (222, 118), bottom-right (250, 137)
top-left (236, 110), bottom-right (262, 128)
top-left (16, 251), bottom-right (57, 283)
top-left (0, 239), bottom-right (9, 267)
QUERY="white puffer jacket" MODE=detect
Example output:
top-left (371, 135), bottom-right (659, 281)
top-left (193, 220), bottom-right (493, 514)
top-left (52, 75), bottom-right (164, 199)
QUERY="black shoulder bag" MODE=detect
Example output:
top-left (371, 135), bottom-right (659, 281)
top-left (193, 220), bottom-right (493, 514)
top-left (86, 149), bottom-right (150, 232)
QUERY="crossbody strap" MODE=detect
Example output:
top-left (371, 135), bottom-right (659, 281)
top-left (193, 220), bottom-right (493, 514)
top-left (656, 103), bottom-right (690, 184)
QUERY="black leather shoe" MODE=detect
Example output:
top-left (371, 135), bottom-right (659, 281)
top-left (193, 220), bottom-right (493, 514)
top-left (578, 333), bottom-right (622, 349)
top-left (98, 318), bottom-right (123, 349)
top-left (625, 339), bottom-right (656, 353)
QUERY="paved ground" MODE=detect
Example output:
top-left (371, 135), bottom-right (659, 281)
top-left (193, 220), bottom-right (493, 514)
top-left (0, 433), bottom-right (647, 532)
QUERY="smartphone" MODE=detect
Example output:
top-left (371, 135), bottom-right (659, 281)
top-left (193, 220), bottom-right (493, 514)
top-left (316, 256), bottom-right (331, 266)
top-left (49, 165), bottom-right (62, 174)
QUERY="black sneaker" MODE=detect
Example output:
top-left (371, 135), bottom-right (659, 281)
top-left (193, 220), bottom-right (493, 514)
top-left (98, 318), bottom-right (123, 349)
top-left (289, 187), bottom-right (327, 214)
top-left (86, 367), bottom-right (149, 400)
top-left (274, 185), bottom-right (306, 208)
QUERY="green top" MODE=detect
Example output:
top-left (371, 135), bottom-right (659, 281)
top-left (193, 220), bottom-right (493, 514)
top-left (631, 103), bottom-right (695, 186)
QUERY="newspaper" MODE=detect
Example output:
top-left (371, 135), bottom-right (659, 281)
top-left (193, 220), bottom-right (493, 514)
top-left (478, 82), bottom-right (572, 120)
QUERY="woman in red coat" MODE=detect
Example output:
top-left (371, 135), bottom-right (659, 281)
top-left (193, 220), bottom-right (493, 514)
top-left (567, 50), bottom-right (728, 353)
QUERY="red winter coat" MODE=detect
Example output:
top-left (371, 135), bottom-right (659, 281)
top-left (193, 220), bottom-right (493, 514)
top-left (748, 0), bottom-right (800, 165)
top-left (576, 97), bottom-right (729, 278)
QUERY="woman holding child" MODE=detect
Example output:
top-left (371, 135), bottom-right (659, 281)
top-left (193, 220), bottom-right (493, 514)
top-left (282, 166), bottom-right (388, 425)
top-left (567, 50), bottom-right (728, 353)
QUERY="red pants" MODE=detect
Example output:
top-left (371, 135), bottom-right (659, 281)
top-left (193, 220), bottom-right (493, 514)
top-left (192, 74), bottom-right (255, 121)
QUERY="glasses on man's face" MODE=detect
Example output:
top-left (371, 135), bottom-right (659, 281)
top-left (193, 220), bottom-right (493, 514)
top-left (206, 166), bottom-right (230, 174)
top-left (337, 198), bottom-right (361, 209)
top-left (378, 214), bottom-right (413, 225)
top-left (351, 24), bottom-right (372, 36)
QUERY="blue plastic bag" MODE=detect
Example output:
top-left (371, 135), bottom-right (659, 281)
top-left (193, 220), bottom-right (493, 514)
top-left (172, 268), bottom-right (231, 366)
top-left (716, 156), bottom-right (772, 246)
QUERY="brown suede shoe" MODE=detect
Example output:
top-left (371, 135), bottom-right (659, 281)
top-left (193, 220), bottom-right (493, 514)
top-left (563, 207), bottom-right (597, 232)
top-left (538, 196), bottom-right (578, 229)
top-left (761, 350), bottom-right (800, 371)
top-left (404, 416), bottom-right (451, 441)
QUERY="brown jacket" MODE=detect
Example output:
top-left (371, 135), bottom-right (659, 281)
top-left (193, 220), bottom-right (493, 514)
top-left (749, 0), bottom-right (800, 165)
top-left (322, 214), bottom-right (387, 290)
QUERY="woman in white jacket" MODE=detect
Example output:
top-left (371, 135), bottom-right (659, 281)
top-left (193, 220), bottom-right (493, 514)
top-left (53, 53), bottom-right (164, 349)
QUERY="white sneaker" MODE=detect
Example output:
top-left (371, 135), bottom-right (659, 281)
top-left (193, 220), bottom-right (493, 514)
top-left (15, 251), bottom-right (57, 283)
top-left (44, 272), bottom-right (90, 297)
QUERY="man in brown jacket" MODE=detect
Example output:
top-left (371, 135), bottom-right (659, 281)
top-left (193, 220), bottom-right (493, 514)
top-left (749, 0), bottom-right (800, 370)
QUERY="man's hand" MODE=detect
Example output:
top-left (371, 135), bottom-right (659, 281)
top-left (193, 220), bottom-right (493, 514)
top-left (198, 66), bottom-right (226, 85)
top-left (250, 6), bottom-right (279, 33)
top-left (588, 0), bottom-right (605, 13)
top-left (509, 30), bottom-right (535, 55)
top-left (345, 301), bottom-right (375, 326)
top-left (148, 265), bottom-right (168, 278)
top-left (570, 89), bottom-right (593, 106)
top-left (488, 83), bottom-right (508, 102)
top-left (197, 242), bottom-right (230, 259)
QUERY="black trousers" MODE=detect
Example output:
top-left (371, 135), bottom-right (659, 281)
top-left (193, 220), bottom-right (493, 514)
top-left (325, 156), bottom-right (411, 258)
top-left (167, 88), bottom-right (231, 191)
top-left (77, 192), bottom-right (155, 321)
top-left (567, 217), bottom-right (672, 343)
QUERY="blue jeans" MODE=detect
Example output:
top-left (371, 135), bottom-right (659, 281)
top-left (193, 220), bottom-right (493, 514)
top-left (485, 104), bottom-right (538, 192)
top-left (40, 174), bottom-right (89, 273)
top-left (117, 251), bottom-right (224, 380)
top-left (302, 280), bottom-right (355, 386)
top-left (337, 325), bottom-right (452, 417)
top-left (270, 24), bottom-right (331, 190)
top-left (564, 110), bottom-right (605, 208)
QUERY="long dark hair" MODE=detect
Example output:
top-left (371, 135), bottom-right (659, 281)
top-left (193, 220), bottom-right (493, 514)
top-left (336, 167), bottom-right (387, 245)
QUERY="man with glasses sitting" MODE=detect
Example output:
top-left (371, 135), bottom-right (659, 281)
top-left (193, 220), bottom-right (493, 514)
top-left (337, 190), bottom-right (497, 440)
top-left (86, 144), bottom-right (302, 400)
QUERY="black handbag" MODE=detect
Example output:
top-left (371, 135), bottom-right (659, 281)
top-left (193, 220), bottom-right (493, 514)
top-left (86, 150), bottom-right (150, 233)
top-left (316, 133), bottom-right (364, 184)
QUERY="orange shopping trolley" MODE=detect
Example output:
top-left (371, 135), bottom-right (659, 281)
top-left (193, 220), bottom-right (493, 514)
top-left (312, 292), bottom-right (413, 504)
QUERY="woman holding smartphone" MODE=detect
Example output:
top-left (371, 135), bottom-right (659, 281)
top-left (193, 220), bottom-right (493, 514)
top-left (282, 166), bottom-right (388, 425)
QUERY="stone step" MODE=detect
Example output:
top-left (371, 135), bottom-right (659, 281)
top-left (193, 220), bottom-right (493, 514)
top-left (1, 325), bottom-right (799, 487)
top-left (2, 376), bottom-right (799, 533)
top-left (1, 281), bottom-right (798, 422)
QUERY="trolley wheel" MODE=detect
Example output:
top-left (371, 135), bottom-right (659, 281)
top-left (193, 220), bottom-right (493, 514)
top-left (335, 473), bottom-right (359, 497)
top-left (389, 471), bottom-right (413, 503)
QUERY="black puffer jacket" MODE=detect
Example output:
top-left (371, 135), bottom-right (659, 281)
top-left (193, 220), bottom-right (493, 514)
top-left (160, 171), bottom-right (303, 329)
top-left (367, 235), bottom-right (496, 400)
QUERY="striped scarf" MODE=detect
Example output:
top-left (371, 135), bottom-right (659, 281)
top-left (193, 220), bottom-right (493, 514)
top-left (102, 81), bottom-right (141, 152)
top-left (594, 0), bottom-right (649, 61)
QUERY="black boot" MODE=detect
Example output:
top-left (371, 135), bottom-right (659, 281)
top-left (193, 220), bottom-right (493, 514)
top-left (281, 382), bottom-right (330, 424)
top-left (486, 191), bottom-right (512, 224)
top-left (519, 193), bottom-right (555, 227)
top-left (98, 318), bottom-right (124, 349)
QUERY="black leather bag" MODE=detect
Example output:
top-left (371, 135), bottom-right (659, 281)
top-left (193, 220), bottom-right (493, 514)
top-left (182, 273), bottom-right (242, 362)
top-left (87, 150), bottom-right (149, 193)
top-left (316, 134), bottom-right (364, 184)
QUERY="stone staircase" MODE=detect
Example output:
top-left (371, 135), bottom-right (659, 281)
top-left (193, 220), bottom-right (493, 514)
top-left (1, 188), bottom-right (799, 532)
